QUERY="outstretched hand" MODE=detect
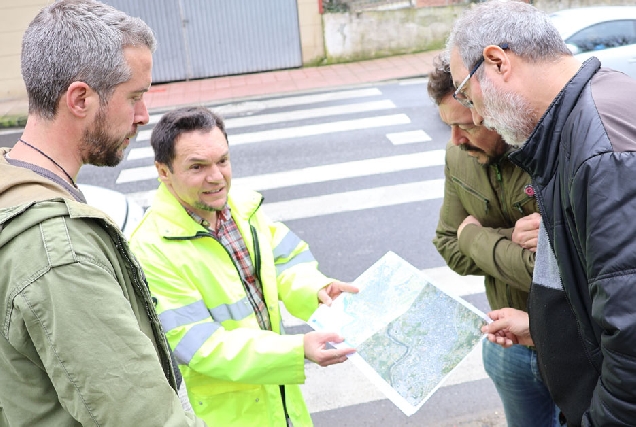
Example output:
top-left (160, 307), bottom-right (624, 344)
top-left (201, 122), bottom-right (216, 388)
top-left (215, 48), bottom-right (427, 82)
top-left (481, 308), bottom-right (533, 348)
top-left (304, 331), bottom-right (356, 367)
top-left (318, 280), bottom-right (359, 306)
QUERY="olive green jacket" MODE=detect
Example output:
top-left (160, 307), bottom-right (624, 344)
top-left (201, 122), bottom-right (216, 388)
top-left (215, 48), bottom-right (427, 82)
top-left (433, 142), bottom-right (538, 312)
top-left (0, 148), bottom-right (205, 426)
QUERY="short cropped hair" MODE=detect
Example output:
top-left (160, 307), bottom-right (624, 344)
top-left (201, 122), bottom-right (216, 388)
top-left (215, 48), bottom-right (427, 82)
top-left (151, 106), bottom-right (228, 170)
top-left (22, 0), bottom-right (156, 120)
top-left (427, 53), bottom-right (455, 106)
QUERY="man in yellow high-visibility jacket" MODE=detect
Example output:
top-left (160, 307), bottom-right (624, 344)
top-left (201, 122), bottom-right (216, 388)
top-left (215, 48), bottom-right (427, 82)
top-left (130, 106), bottom-right (357, 427)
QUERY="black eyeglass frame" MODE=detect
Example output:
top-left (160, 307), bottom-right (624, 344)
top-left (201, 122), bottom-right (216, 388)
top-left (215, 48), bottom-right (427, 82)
top-left (453, 43), bottom-right (510, 108)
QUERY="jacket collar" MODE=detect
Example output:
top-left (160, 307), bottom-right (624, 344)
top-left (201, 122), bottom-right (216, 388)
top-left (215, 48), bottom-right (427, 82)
top-left (509, 58), bottom-right (601, 185)
top-left (150, 183), bottom-right (264, 238)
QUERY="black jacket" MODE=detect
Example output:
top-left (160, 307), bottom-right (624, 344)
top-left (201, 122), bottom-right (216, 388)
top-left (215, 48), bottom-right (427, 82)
top-left (510, 58), bottom-right (636, 426)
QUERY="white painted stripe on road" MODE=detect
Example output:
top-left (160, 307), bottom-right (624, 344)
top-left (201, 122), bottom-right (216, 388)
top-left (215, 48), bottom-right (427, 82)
top-left (120, 149), bottom-right (445, 186)
top-left (235, 150), bottom-right (445, 191)
top-left (133, 113), bottom-right (412, 157)
top-left (116, 165), bottom-right (157, 184)
top-left (262, 179), bottom-right (444, 222)
top-left (146, 87), bottom-right (383, 125)
top-left (126, 177), bottom-right (446, 220)
top-left (135, 130), bottom-right (153, 143)
top-left (230, 114), bottom-right (411, 146)
top-left (127, 146), bottom-right (154, 161)
top-left (386, 130), bottom-right (432, 145)
top-left (225, 99), bottom-right (396, 129)
top-left (132, 99), bottom-right (397, 152)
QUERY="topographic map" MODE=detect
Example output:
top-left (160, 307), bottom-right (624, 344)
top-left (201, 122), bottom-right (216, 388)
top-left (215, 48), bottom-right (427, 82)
top-left (308, 251), bottom-right (488, 415)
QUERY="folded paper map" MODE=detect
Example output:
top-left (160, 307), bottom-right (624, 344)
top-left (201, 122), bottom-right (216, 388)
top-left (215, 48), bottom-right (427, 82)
top-left (308, 251), bottom-right (489, 415)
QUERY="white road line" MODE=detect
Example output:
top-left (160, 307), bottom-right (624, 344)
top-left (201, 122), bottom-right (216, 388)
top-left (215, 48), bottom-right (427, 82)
top-left (146, 87), bottom-right (383, 125)
top-left (224, 99), bottom-right (395, 128)
top-left (236, 150), bottom-right (444, 191)
top-left (119, 149), bottom-right (445, 186)
top-left (262, 179), bottom-right (444, 222)
top-left (127, 146), bottom-right (154, 161)
top-left (138, 113), bottom-right (410, 145)
top-left (134, 99), bottom-right (396, 150)
top-left (231, 114), bottom-right (411, 146)
top-left (386, 130), bottom-right (432, 145)
top-left (116, 165), bottom-right (157, 184)
top-left (126, 177), bottom-right (446, 219)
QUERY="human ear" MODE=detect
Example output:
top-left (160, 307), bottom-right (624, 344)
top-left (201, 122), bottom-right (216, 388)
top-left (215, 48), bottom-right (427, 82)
top-left (483, 45), bottom-right (512, 80)
top-left (155, 161), bottom-right (171, 183)
top-left (65, 82), bottom-right (98, 118)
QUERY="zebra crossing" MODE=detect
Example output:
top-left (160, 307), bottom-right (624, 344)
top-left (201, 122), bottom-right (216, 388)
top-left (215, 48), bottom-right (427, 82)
top-left (109, 81), bottom-right (503, 425)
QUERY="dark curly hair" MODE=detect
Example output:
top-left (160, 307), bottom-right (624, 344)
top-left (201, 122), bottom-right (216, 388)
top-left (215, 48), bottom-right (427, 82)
top-left (427, 53), bottom-right (455, 106)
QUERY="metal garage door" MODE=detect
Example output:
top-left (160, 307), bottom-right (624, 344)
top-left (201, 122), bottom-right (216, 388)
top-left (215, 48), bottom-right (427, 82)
top-left (102, 0), bottom-right (303, 83)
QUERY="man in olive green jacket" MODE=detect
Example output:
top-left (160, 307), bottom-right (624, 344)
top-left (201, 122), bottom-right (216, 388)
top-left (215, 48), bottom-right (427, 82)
top-left (428, 55), bottom-right (560, 426)
top-left (0, 1), bottom-right (205, 425)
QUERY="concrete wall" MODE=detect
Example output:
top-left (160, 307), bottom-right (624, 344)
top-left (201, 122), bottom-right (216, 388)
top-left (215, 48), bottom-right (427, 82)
top-left (323, 6), bottom-right (463, 62)
top-left (0, 0), bottom-right (50, 102)
top-left (322, 0), bottom-right (636, 63)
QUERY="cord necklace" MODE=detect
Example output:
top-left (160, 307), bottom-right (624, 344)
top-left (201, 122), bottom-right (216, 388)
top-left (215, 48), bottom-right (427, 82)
top-left (19, 138), bottom-right (77, 188)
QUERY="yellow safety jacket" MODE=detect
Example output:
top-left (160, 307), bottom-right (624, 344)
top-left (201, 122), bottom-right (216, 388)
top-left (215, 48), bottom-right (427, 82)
top-left (130, 184), bottom-right (332, 427)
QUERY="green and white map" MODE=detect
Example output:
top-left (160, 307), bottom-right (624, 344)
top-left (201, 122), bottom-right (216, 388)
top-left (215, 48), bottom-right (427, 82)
top-left (308, 251), bottom-right (488, 416)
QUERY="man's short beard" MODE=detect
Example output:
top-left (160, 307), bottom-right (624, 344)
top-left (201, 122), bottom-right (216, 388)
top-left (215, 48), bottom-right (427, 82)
top-left (480, 75), bottom-right (536, 147)
top-left (194, 201), bottom-right (225, 212)
top-left (80, 106), bottom-right (126, 167)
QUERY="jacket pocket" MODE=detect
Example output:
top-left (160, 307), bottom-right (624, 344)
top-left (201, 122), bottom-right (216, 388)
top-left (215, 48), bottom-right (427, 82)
top-left (512, 195), bottom-right (537, 216)
top-left (190, 383), bottom-right (266, 426)
top-left (451, 176), bottom-right (490, 214)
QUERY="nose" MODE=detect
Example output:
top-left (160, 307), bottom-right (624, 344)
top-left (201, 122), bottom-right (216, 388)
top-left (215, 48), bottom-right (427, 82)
top-left (206, 165), bottom-right (224, 182)
top-left (450, 126), bottom-right (469, 147)
top-left (471, 108), bottom-right (484, 126)
top-left (134, 99), bottom-right (150, 126)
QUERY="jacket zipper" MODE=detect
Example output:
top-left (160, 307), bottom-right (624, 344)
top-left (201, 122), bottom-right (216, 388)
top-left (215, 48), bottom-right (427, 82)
top-left (492, 162), bottom-right (515, 307)
top-left (450, 176), bottom-right (490, 214)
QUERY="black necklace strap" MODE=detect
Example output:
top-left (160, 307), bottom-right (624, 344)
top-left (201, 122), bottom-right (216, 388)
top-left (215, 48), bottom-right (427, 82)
top-left (19, 138), bottom-right (77, 188)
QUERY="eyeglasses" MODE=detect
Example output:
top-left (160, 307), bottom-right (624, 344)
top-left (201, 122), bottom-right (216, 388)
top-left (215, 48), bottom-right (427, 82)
top-left (453, 43), bottom-right (509, 109)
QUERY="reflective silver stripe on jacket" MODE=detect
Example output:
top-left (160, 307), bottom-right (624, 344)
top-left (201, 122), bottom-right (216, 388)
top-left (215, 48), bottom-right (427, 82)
top-left (173, 322), bottom-right (221, 364)
top-left (273, 230), bottom-right (302, 261)
top-left (160, 297), bottom-right (254, 332)
top-left (276, 248), bottom-right (315, 275)
top-left (209, 297), bottom-right (253, 322)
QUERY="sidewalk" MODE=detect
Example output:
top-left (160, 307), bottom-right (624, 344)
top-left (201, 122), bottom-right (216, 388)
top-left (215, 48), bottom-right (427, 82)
top-left (0, 49), bottom-right (442, 123)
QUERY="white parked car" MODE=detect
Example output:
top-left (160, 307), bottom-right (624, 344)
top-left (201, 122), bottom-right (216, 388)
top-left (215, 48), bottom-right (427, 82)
top-left (550, 6), bottom-right (636, 79)
top-left (79, 184), bottom-right (145, 238)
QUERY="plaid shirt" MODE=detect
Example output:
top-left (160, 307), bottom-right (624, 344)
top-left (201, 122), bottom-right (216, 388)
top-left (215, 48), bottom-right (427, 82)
top-left (187, 205), bottom-right (271, 331)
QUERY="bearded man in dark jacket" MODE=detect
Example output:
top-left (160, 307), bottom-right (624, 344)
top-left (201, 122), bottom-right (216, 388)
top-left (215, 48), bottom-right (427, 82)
top-left (447, 1), bottom-right (636, 426)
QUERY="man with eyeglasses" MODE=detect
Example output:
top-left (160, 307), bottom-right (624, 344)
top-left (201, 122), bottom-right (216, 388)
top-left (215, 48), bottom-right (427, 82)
top-left (428, 54), bottom-right (559, 427)
top-left (447, 1), bottom-right (636, 426)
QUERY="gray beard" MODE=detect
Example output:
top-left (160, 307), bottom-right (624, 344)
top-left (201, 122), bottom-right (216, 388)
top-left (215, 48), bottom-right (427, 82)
top-left (480, 75), bottom-right (536, 147)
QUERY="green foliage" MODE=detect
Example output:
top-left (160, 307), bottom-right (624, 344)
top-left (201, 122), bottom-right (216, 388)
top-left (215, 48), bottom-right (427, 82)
top-left (0, 115), bottom-right (27, 129)
top-left (323, 0), bottom-right (349, 13)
